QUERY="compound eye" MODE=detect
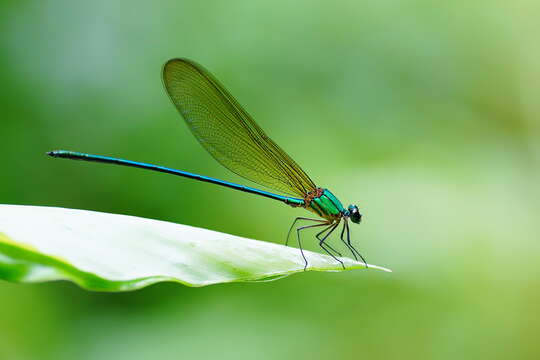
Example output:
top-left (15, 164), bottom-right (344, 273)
top-left (348, 205), bottom-right (362, 224)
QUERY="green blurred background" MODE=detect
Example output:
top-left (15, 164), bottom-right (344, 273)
top-left (1, 0), bottom-right (539, 359)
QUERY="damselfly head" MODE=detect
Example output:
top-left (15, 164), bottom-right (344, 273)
top-left (348, 205), bottom-right (362, 224)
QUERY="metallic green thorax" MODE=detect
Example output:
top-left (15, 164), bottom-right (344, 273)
top-left (308, 189), bottom-right (345, 220)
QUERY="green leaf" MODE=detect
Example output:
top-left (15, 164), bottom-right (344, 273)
top-left (0, 205), bottom-right (390, 291)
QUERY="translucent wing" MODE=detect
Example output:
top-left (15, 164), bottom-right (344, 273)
top-left (162, 58), bottom-right (317, 197)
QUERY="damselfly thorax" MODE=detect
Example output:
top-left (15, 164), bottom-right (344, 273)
top-left (302, 188), bottom-right (345, 222)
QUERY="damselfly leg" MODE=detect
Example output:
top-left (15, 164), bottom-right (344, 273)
top-left (315, 223), bottom-right (342, 257)
top-left (286, 217), bottom-right (349, 270)
top-left (296, 222), bottom-right (329, 270)
top-left (315, 222), bottom-right (344, 269)
top-left (286, 217), bottom-right (327, 247)
top-left (341, 219), bottom-right (368, 267)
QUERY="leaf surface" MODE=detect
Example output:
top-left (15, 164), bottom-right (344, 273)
top-left (0, 205), bottom-right (390, 291)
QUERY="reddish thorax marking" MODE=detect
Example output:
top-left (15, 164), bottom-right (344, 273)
top-left (303, 187), bottom-right (324, 208)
